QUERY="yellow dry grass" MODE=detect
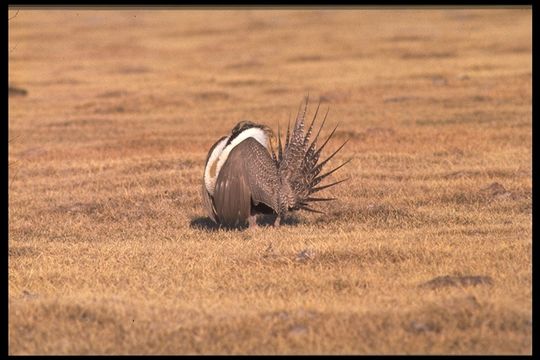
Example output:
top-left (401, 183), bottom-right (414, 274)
top-left (8, 8), bottom-right (531, 355)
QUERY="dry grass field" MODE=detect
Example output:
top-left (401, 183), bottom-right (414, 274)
top-left (8, 8), bottom-right (532, 355)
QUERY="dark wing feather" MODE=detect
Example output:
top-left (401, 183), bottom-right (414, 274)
top-left (213, 157), bottom-right (251, 227)
top-left (213, 138), bottom-right (279, 226)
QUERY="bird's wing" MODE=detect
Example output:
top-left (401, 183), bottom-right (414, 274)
top-left (213, 149), bottom-right (252, 227)
top-left (214, 137), bottom-right (279, 226)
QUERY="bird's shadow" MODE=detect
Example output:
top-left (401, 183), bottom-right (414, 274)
top-left (189, 215), bottom-right (300, 232)
top-left (189, 217), bottom-right (222, 231)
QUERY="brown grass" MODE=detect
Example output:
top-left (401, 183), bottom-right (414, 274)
top-left (8, 8), bottom-right (531, 355)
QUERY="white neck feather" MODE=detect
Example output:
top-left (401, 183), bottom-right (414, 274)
top-left (204, 137), bottom-right (229, 195)
top-left (204, 127), bottom-right (269, 196)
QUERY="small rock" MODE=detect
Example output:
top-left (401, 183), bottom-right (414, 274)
top-left (288, 324), bottom-right (308, 336)
top-left (22, 290), bottom-right (38, 300)
top-left (295, 248), bottom-right (315, 262)
top-left (408, 320), bottom-right (439, 333)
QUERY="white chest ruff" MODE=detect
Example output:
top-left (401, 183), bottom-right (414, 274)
top-left (204, 128), bottom-right (269, 196)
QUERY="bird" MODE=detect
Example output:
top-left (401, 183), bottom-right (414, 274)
top-left (201, 96), bottom-right (350, 228)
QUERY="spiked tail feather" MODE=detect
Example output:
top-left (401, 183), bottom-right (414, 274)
top-left (277, 120), bottom-right (283, 162)
top-left (303, 100), bottom-right (320, 147)
top-left (285, 112), bottom-right (292, 153)
top-left (312, 138), bottom-right (350, 176)
top-left (309, 177), bottom-right (351, 194)
top-left (277, 97), bottom-right (350, 214)
top-left (304, 197), bottom-right (336, 202)
top-left (299, 205), bottom-right (326, 214)
top-left (310, 158), bottom-right (353, 188)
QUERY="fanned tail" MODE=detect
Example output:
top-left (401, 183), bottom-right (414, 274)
top-left (277, 96), bottom-right (350, 214)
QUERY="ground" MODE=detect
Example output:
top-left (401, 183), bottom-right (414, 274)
top-left (8, 8), bottom-right (531, 355)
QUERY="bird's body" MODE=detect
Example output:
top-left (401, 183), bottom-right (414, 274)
top-left (202, 97), bottom-right (349, 228)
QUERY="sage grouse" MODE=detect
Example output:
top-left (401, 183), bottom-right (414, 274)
top-left (201, 97), bottom-right (350, 228)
